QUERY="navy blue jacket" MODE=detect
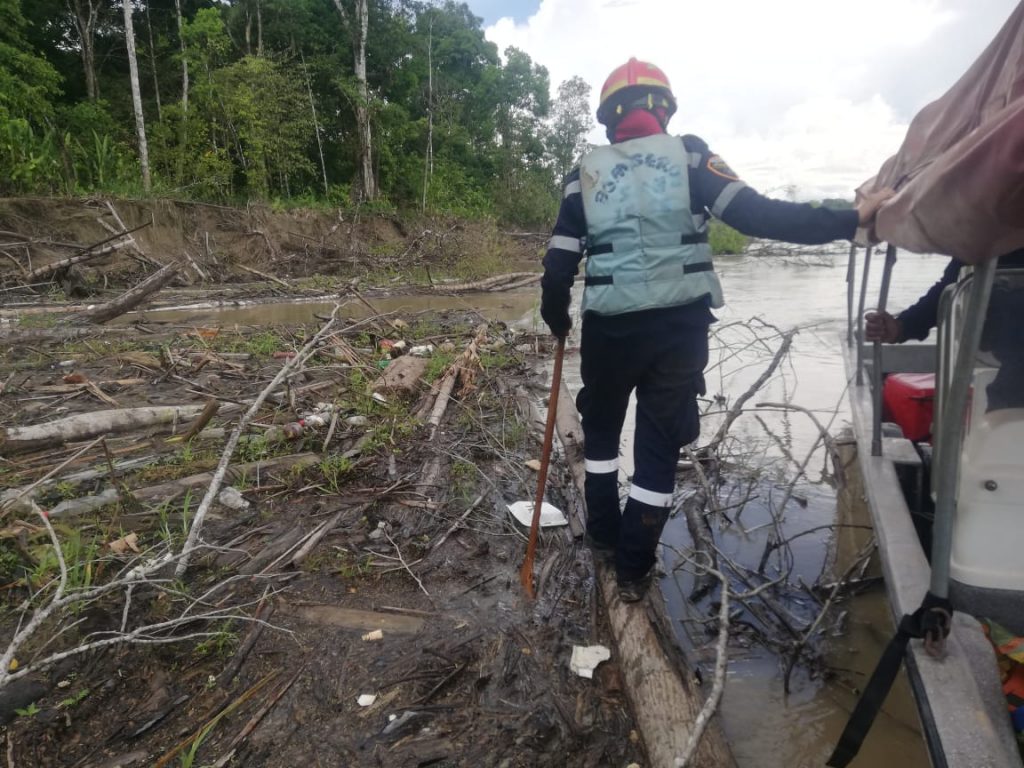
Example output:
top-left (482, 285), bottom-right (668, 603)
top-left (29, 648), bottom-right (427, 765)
top-left (898, 249), bottom-right (1024, 341)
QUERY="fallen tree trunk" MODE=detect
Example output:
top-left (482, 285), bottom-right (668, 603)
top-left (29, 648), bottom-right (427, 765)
top-left (48, 453), bottom-right (319, 518)
top-left (426, 323), bottom-right (487, 439)
top-left (21, 221), bottom-right (152, 283)
top-left (428, 272), bottom-right (539, 293)
top-left (0, 404), bottom-right (205, 455)
top-left (23, 240), bottom-right (130, 282)
top-left (553, 376), bottom-right (736, 768)
top-left (73, 262), bottom-right (180, 325)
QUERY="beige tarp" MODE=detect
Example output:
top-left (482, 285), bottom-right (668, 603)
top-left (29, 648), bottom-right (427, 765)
top-left (858, 2), bottom-right (1024, 265)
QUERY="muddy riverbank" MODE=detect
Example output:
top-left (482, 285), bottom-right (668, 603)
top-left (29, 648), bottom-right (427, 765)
top-left (0, 197), bottom-right (655, 767)
top-left (0, 195), bottom-right (957, 766)
top-left (0, 301), bottom-right (645, 767)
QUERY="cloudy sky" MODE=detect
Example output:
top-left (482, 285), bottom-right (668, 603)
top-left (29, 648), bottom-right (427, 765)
top-left (471, 0), bottom-right (1018, 200)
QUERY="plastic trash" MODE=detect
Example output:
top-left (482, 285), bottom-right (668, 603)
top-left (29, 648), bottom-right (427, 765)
top-left (357, 694), bottom-right (377, 707)
top-left (381, 710), bottom-right (425, 736)
top-left (410, 344), bottom-right (434, 357)
top-left (264, 404), bottom-right (335, 442)
top-left (507, 501), bottom-right (568, 528)
top-left (570, 645), bottom-right (611, 679)
top-left (300, 403), bottom-right (334, 429)
top-left (218, 486), bottom-right (250, 511)
top-left (264, 422), bottom-right (305, 442)
top-left (361, 629), bottom-right (384, 642)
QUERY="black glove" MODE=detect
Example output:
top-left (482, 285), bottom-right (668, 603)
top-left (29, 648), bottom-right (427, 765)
top-left (540, 289), bottom-right (571, 339)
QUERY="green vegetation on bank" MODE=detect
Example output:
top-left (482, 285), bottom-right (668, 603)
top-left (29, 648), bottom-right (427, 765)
top-left (1, 0), bottom-right (783, 253)
top-left (708, 219), bottom-right (748, 255)
top-left (0, 0), bottom-right (595, 229)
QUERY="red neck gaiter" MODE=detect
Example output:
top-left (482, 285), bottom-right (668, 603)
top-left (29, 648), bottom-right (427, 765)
top-left (613, 109), bottom-right (667, 143)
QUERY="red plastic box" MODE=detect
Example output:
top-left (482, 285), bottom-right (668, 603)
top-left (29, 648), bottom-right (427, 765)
top-left (883, 372), bottom-right (936, 442)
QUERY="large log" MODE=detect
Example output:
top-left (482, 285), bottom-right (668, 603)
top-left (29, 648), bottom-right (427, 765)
top-left (552, 377), bottom-right (736, 768)
top-left (21, 221), bottom-right (152, 283)
top-left (48, 453), bottom-right (319, 518)
top-left (428, 271), bottom-right (539, 293)
top-left (23, 240), bottom-right (130, 282)
top-left (73, 262), bottom-right (180, 325)
top-left (0, 404), bottom-right (205, 455)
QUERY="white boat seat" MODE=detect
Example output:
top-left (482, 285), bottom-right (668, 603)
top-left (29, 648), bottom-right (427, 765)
top-left (952, 366), bottom-right (1024, 591)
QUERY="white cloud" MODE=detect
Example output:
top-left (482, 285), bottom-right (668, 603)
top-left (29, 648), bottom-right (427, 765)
top-left (484, 0), bottom-right (1016, 200)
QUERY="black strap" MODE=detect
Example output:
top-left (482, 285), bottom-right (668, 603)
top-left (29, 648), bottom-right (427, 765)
top-left (588, 232), bottom-right (708, 255)
top-left (585, 262), bottom-right (712, 286)
top-left (827, 592), bottom-right (953, 768)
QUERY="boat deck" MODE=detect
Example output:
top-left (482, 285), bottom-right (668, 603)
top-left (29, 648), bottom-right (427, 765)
top-left (843, 338), bottom-right (1020, 768)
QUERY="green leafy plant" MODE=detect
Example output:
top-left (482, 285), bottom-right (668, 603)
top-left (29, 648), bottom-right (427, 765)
top-left (319, 454), bottom-right (353, 493)
top-left (58, 688), bottom-right (90, 709)
top-left (14, 702), bottom-right (40, 718)
top-left (244, 331), bottom-right (285, 358)
top-left (193, 620), bottom-right (238, 660)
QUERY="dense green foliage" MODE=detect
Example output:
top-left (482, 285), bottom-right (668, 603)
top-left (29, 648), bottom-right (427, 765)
top-left (820, 197), bottom-right (854, 209)
top-left (708, 219), bottom-right (748, 255)
top-left (0, 0), bottom-right (595, 227)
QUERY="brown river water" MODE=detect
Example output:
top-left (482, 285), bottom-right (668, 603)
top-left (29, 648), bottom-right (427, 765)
top-left (123, 248), bottom-right (952, 767)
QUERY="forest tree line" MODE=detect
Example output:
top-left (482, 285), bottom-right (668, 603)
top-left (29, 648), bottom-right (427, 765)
top-left (0, 0), bottom-right (595, 227)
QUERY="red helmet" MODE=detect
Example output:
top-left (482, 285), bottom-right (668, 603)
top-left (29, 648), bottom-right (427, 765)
top-left (596, 57), bottom-right (677, 128)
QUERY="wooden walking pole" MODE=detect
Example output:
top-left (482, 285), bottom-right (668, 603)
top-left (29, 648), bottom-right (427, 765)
top-left (519, 336), bottom-right (566, 598)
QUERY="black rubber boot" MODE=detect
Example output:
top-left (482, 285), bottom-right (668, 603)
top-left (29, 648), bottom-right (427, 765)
top-left (584, 470), bottom-right (621, 550)
top-left (616, 496), bottom-right (669, 585)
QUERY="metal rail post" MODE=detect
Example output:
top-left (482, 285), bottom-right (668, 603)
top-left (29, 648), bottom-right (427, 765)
top-left (855, 245), bottom-right (874, 385)
top-left (846, 243), bottom-right (858, 348)
top-left (871, 245), bottom-right (898, 456)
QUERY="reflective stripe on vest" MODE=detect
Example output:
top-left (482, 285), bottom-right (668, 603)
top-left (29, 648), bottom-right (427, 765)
top-left (579, 134), bottom-right (724, 316)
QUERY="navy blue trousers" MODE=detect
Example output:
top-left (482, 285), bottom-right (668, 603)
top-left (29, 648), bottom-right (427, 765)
top-left (577, 307), bottom-right (709, 581)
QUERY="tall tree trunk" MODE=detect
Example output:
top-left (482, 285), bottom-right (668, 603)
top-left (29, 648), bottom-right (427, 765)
top-left (70, 0), bottom-right (100, 101)
top-left (332, 0), bottom-right (376, 201)
top-left (123, 0), bottom-right (152, 192)
top-left (174, 0), bottom-right (188, 113)
top-left (421, 14), bottom-right (433, 212)
top-left (244, 10), bottom-right (252, 56)
top-left (301, 54), bottom-right (330, 196)
top-left (256, 0), bottom-right (264, 57)
top-left (144, 3), bottom-right (162, 121)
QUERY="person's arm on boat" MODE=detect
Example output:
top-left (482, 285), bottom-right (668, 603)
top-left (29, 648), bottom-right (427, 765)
top-left (866, 258), bottom-right (962, 342)
top-left (540, 168), bottom-right (585, 338)
top-left (687, 135), bottom-right (893, 243)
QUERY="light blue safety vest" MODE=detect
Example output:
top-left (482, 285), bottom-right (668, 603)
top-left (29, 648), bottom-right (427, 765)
top-left (579, 133), bottom-right (724, 316)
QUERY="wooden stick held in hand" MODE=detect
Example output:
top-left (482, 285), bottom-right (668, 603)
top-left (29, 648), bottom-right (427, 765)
top-left (519, 336), bottom-right (566, 598)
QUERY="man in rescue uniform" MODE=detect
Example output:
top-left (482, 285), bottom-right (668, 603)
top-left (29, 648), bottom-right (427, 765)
top-left (541, 58), bottom-right (892, 601)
